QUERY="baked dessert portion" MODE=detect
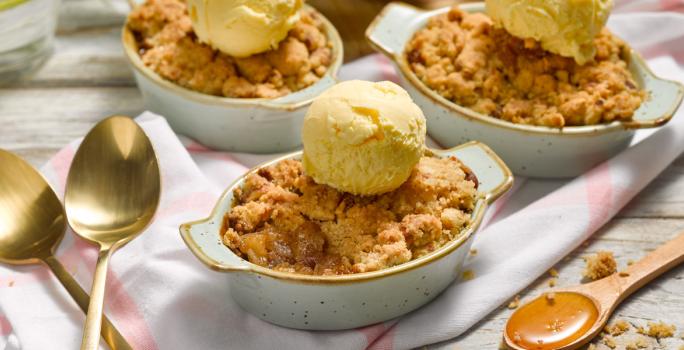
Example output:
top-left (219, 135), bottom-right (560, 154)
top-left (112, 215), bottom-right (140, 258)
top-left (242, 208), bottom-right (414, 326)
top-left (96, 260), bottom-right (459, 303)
top-left (127, 0), bottom-right (333, 98)
top-left (406, 7), bottom-right (647, 127)
top-left (222, 155), bottom-right (478, 275)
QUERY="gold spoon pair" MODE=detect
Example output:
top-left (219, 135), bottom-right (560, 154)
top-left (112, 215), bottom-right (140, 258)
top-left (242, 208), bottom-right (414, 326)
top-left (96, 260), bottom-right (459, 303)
top-left (0, 116), bottom-right (161, 349)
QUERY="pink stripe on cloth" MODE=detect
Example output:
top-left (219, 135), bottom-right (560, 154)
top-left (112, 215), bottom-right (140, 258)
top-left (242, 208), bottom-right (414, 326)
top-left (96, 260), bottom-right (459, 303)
top-left (0, 314), bottom-right (13, 336)
top-left (358, 321), bottom-right (397, 350)
top-left (585, 163), bottom-right (614, 232)
top-left (374, 54), bottom-right (400, 84)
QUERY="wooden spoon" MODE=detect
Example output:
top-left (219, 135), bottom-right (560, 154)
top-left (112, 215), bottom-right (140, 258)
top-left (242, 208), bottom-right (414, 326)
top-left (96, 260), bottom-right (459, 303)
top-left (503, 231), bottom-right (684, 350)
top-left (65, 116), bottom-right (161, 350)
top-left (0, 149), bottom-right (131, 349)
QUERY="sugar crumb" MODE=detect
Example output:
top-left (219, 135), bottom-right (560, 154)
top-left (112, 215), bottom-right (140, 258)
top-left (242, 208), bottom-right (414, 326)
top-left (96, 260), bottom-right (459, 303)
top-left (549, 268), bottom-right (559, 277)
top-left (627, 259), bottom-right (635, 266)
top-left (507, 295), bottom-right (520, 309)
top-left (601, 334), bottom-right (617, 349)
top-left (469, 248), bottom-right (478, 256)
top-left (548, 278), bottom-right (557, 287)
top-left (637, 321), bottom-right (676, 338)
top-left (462, 270), bottom-right (475, 281)
top-left (583, 251), bottom-right (617, 280)
top-left (544, 292), bottom-right (555, 303)
top-left (625, 336), bottom-right (649, 349)
top-left (8, 280), bottom-right (14, 287)
top-left (604, 319), bottom-right (630, 336)
top-left (618, 271), bottom-right (630, 277)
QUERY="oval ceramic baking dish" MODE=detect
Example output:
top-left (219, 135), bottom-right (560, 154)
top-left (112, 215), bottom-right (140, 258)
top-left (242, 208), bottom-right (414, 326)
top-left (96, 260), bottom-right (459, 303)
top-left (121, 5), bottom-right (343, 153)
top-left (180, 141), bottom-right (513, 330)
top-left (366, 2), bottom-right (684, 178)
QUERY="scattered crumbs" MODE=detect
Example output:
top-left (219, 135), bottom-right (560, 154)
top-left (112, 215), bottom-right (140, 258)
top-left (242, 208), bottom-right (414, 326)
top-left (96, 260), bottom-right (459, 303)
top-left (548, 278), bottom-right (557, 287)
top-left (8, 280), bottom-right (14, 287)
top-left (627, 259), bottom-right (635, 266)
top-left (637, 321), bottom-right (676, 338)
top-left (583, 251), bottom-right (617, 281)
top-left (549, 268), bottom-right (559, 277)
top-left (588, 344), bottom-right (597, 350)
top-left (544, 292), bottom-right (555, 303)
top-left (618, 271), bottom-right (630, 277)
top-left (601, 334), bottom-right (617, 349)
top-left (507, 295), bottom-right (520, 309)
top-left (462, 270), bottom-right (475, 281)
top-left (625, 336), bottom-right (649, 349)
top-left (469, 248), bottom-right (478, 256)
top-left (605, 319), bottom-right (630, 336)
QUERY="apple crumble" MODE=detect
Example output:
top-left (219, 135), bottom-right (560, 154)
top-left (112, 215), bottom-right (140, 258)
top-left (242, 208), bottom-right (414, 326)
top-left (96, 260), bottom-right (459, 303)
top-left (406, 7), bottom-right (647, 127)
top-left (222, 155), bottom-right (478, 275)
top-left (127, 0), bottom-right (333, 98)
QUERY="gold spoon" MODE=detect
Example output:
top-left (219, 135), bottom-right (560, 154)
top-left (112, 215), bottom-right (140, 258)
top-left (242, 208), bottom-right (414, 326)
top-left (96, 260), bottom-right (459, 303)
top-left (65, 116), bottom-right (161, 350)
top-left (0, 149), bottom-right (132, 349)
top-left (503, 231), bottom-right (684, 350)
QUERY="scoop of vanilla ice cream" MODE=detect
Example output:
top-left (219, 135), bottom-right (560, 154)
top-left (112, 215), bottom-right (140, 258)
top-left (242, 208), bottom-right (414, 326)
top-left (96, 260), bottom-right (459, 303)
top-left (186, 0), bottom-right (303, 58)
top-left (486, 0), bottom-right (613, 64)
top-left (301, 80), bottom-right (426, 195)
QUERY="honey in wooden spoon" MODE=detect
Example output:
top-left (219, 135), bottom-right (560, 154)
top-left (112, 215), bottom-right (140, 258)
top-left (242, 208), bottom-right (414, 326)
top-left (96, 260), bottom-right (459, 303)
top-left (504, 231), bottom-right (684, 350)
top-left (505, 292), bottom-right (598, 349)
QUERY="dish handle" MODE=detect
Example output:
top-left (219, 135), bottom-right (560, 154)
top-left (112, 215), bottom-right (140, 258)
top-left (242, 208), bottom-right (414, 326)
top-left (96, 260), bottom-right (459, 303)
top-left (180, 221), bottom-right (251, 273)
top-left (621, 55), bottom-right (684, 129)
top-left (434, 141), bottom-right (514, 205)
top-left (365, 2), bottom-right (423, 58)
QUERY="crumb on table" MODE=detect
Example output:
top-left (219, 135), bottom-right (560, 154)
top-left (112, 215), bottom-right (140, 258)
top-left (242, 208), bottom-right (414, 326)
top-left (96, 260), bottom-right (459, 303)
top-left (605, 319), bottom-right (630, 336)
top-left (637, 321), bottom-right (676, 338)
top-left (507, 295), bottom-right (520, 309)
top-left (462, 269), bottom-right (475, 281)
top-left (583, 251), bottom-right (617, 280)
top-left (548, 278), bottom-right (557, 287)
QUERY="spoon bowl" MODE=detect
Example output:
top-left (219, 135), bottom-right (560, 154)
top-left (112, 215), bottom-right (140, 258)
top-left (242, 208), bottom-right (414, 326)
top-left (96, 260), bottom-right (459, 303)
top-left (0, 150), bottom-right (66, 263)
top-left (65, 115), bottom-right (161, 350)
top-left (0, 149), bottom-right (131, 349)
top-left (504, 231), bottom-right (684, 350)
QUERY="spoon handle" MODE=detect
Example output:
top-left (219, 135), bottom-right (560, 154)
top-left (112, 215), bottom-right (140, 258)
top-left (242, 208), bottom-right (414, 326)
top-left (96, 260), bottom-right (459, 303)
top-left (616, 231), bottom-right (684, 303)
top-left (43, 255), bottom-right (132, 350)
top-left (81, 247), bottom-right (114, 350)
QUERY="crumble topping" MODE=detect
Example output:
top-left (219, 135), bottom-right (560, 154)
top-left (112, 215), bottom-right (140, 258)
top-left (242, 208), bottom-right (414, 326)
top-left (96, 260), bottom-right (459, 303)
top-left (127, 0), bottom-right (333, 98)
top-left (222, 156), bottom-right (478, 275)
top-left (406, 7), bottom-right (646, 127)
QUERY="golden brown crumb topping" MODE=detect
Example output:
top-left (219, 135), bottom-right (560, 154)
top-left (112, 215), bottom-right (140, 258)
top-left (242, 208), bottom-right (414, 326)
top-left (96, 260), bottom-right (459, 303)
top-left (583, 250), bottom-right (617, 280)
top-left (222, 156), bottom-right (478, 275)
top-left (127, 0), bottom-right (332, 98)
top-left (406, 7), bottom-right (646, 127)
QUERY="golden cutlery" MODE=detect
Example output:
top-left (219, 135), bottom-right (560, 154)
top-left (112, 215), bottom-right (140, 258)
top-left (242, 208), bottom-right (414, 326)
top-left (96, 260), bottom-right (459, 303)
top-left (65, 116), bottom-right (161, 350)
top-left (0, 149), bottom-right (132, 349)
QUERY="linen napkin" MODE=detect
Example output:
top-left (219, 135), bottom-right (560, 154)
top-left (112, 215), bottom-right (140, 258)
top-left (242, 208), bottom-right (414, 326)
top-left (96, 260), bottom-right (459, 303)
top-left (2, 11), bottom-right (684, 350)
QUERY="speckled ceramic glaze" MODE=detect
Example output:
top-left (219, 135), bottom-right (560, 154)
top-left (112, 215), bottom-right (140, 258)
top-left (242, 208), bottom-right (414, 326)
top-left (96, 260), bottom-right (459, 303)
top-left (366, 2), bottom-right (684, 178)
top-left (121, 5), bottom-right (343, 153)
top-left (180, 141), bottom-right (513, 330)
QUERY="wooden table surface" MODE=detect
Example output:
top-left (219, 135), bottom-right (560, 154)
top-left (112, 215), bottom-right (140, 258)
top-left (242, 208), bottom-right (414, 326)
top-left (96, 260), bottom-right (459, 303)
top-left (1, 1), bottom-right (683, 349)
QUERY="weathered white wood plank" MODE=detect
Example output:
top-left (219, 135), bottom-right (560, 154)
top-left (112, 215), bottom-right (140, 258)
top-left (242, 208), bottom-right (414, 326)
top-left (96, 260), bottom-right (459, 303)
top-left (431, 218), bottom-right (684, 349)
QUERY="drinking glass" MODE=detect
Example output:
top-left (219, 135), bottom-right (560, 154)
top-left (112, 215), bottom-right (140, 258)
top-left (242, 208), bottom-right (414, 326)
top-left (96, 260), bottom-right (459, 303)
top-left (0, 0), bottom-right (60, 82)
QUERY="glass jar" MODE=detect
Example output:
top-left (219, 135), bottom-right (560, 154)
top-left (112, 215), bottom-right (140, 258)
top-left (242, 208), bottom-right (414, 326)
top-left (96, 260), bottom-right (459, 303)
top-left (0, 0), bottom-right (60, 82)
